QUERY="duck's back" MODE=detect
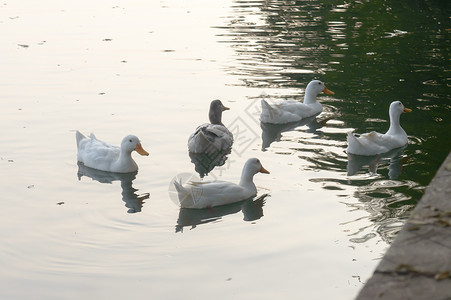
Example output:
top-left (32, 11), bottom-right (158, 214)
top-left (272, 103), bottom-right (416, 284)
top-left (260, 100), bottom-right (321, 124)
top-left (347, 131), bottom-right (404, 156)
top-left (77, 135), bottom-right (120, 171)
top-left (178, 180), bottom-right (254, 209)
top-left (188, 124), bottom-right (233, 153)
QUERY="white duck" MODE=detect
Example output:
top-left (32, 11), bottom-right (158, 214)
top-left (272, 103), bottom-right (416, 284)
top-left (346, 101), bottom-right (412, 156)
top-left (188, 100), bottom-right (233, 153)
top-left (76, 131), bottom-right (149, 173)
top-left (174, 158), bottom-right (269, 209)
top-left (260, 80), bottom-right (334, 124)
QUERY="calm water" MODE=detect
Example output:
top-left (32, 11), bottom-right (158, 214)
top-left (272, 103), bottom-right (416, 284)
top-left (0, 0), bottom-right (449, 299)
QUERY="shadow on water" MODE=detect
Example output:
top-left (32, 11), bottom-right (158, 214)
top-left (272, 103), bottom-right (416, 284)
top-left (347, 145), bottom-right (407, 179)
top-left (77, 162), bottom-right (150, 213)
top-left (189, 147), bottom-right (232, 178)
top-left (216, 0), bottom-right (451, 243)
top-left (175, 194), bottom-right (267, 233)
top-left (284, 120), bottom-right (423, 243)
top-left (260, 113), bottom-right (324, 150)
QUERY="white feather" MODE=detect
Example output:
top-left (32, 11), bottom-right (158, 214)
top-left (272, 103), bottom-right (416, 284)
top-left (346, 101), bottom-right (411, 156)
top-left (174, 158), bottom-right (269, 209)
top-left (260, 80), bottom-right (334, 124)
top-left (76, 131), bottom-right (149, 173)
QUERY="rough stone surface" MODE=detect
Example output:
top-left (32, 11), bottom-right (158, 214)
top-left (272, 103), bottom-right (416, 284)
top-left (356, 151), bottom-right (451, 300)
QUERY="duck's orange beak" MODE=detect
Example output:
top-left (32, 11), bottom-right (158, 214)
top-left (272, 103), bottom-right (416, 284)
top-left (323, 85), bottom-right (335, 95)
top-left (403, 107), bottom-right (412, 113)
top-left (260, 166), bottom-right (270, 174)
top-left (135, 143), bottom-right (149, 156)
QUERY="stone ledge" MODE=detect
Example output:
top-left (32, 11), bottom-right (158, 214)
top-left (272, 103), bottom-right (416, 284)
top-left (356, 151), bottom-right (451, 299)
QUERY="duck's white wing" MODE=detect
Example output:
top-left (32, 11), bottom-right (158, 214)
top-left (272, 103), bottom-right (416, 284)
top-left (177, 180), bottom-right (250, 209)
top-left (77, 135), bottom-right (120, 170)
top-left (347, 131), bottom-right (400, 156)
top-left (260, 100), bottom-right (317, 124)
top-left (368, 133), bottom-right (407, 152)
top-left (278, 101), bottom-right (313, 113)
top-left (183, 181), bottom-right (241, 198)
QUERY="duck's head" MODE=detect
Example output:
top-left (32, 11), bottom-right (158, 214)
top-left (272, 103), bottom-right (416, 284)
top-left (209, 99), bottom-right (230, 125)
top-left (306, 80), bottom-right (335, 96)
top-left (390, 101), bottom-right (412, 117)
top-left (244, 158), bottom-right (270, 175)
top-left (121, 135), bottom-right (149, 156)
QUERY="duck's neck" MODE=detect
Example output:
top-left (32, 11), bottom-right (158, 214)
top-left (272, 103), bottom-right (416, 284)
top-left (386, 112), bottom-right (405, 136)
top-left (239, 168), bottom-right (257, 192)
top-left (303, 89), bottom-right (318, 105)
top-left (116, 151), bottom-right (137, 172)
top-left (209, 110), bottom-right (223, 126)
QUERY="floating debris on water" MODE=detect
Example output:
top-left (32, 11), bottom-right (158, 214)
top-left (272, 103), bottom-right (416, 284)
top-left (384, 29), bottom-right (408, 38)
top-left (349, 233), bottom-right (377, 243)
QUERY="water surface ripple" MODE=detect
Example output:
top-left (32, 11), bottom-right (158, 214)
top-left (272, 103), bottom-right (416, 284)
top-left (216, 0), bottom-right (450, 244)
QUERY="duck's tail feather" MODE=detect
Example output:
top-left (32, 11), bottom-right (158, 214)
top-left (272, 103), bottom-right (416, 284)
top-left (346, 130), bottom-right (364, 154)
top-left (260, 99), bottom-right (276, 123)
top-left (346, 130), bottom-right (356, 142)
top-left (173, 179), bottom-right (185, 194)
top-left (76, 130), bottom-right (86, 148)
top-left (261, 99), bottom-right (273, 111)
top-left (346, 130), bottom-right (357, 142)
top-left (173, 180), bottom-right (196, 208)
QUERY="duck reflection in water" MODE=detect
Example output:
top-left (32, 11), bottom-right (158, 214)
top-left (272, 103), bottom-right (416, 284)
top-left (261, 113), bottom-right (332, 151)
top-left (347, 145), bottom-right (407, 179)
top-left (188, 147), bottom-right (231, 178)
top-left (175, 194), bottom-right (268, 233)
top-left (77, 162), bottom-right (150, 213)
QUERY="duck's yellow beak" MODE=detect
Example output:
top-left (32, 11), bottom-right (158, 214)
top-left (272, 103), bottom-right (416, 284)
top-left (323, 86), bottom-right (335, 95)
top-left (260, 166), bottom-right (270, 174)
top-left (403, 107), bottom-right (412, 113)
top-left (223, 106), bottom-right (230, 111)
top-left (135, 143), bottom-right (149, 156)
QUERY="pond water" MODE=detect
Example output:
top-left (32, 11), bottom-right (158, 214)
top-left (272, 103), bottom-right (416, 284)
top-left (1, 0), bottom-right (450, 299)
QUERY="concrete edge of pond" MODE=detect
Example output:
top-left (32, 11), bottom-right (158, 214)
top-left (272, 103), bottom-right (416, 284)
top-left (355, 150), bottom-right (451, 300)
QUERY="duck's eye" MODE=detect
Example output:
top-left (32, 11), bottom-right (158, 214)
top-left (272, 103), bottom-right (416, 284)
top-left (318, 82), bottom-right (322, 85)
top-left (129, 139), bottom-right (133, 143)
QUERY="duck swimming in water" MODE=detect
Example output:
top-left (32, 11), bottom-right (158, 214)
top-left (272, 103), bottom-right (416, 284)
top-left (76, 131), bottom-right (149, 173)
top-left (174, 158), bottom-right (269, 209)
top-left (260, 80), bottom-right (334, 124)
top-left (346, 101), bottom-right (412, 156)
top-left (188, 99), bottom-right (233, 153)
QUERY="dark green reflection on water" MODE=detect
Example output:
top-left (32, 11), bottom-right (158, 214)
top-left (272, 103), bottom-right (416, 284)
top-left (217, 0), bottom-right (450, 243)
